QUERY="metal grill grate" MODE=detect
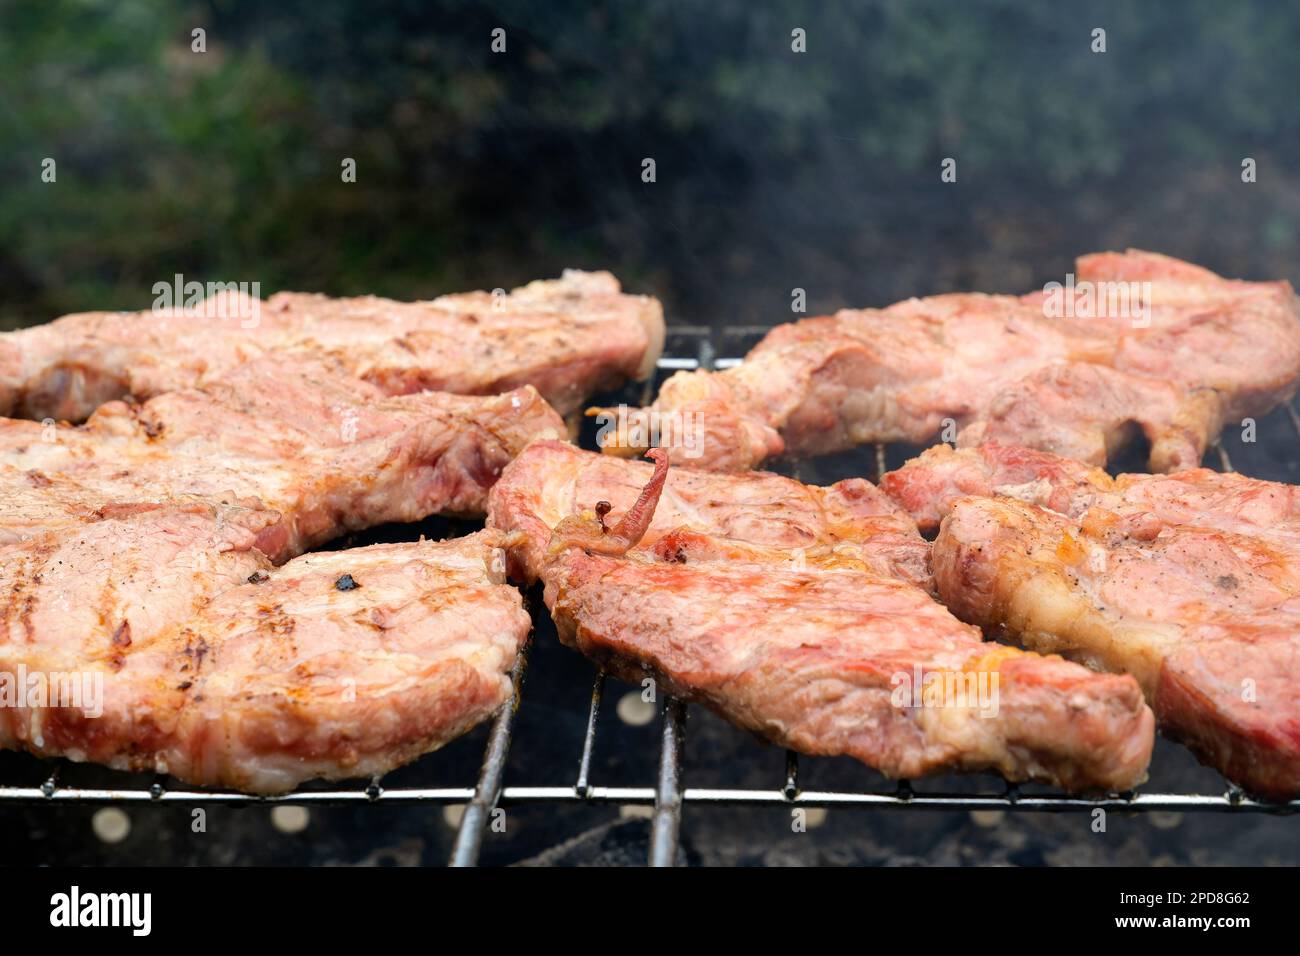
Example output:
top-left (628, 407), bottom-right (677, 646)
top-left (2, 329), bottom-right (1298, 867)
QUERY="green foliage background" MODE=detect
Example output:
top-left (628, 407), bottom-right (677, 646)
top-left (1, 0), bottom-right (1297, 328)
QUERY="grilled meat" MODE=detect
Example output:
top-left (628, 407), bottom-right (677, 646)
top-left (0, 270), bottom-right (664, 421)
top-left (0, 356), bottom-right (564, 561)
top-left (957, 362), bottom-right (1223, 474)
top-left (613, 250), bottom-right (1300, 472)
top-left (907, 443), bottom-right (1300, 798)
top-left (495, 447), bottom-right (1155, 791)
top-left (881, 442), bottom-right (1113, 533)
top-left (0, 502), bottom-right (529, 793)
top-left (487, 438), bottom-right (929, 589)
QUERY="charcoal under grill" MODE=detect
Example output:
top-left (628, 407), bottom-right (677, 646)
top-left (3, 328), bottom-right (1298, 867)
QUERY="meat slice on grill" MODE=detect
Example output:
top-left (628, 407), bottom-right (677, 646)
top-left (0, 500), bottom-right (529, 793)
top-left (903, 443), bottom-right (1300, 798)
top-left (881, 442), bottom-right (1114, 533)
top-left (487, 438), bottom-right (929, 589)
top-left (608, 250), bottom-right (1300, 472)
top-left (957, 363), bottom-right (1224, 474)
top-left (495, 447), bottom-right (1155, 792)
top-left (0, 269), bottom-right (664, 421)
top-left (0, 355), bottom-right (564, 561)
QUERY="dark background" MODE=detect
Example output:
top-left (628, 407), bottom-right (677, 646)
top-left (2, 0), bottom-right (1298, 328)
top-left (2, 0), bottom-right (1299, 866)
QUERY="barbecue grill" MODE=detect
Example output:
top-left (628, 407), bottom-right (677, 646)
top-left (3, 328), bottom-right (1298, 867)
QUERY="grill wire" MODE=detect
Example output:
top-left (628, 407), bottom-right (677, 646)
top-left (2, 328), bottom-right (1298, 868)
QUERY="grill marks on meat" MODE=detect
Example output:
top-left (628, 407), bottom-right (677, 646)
top-left (493, 445), bottom-right (1154, 792)
top-left (0, 356), bottom-right (564, 562)
top-left (0, 270), bottom-right (664, 421)
top-left (617, 250), bottom-right (1300, 472)
top-left (0, 502), bottom-right (529, 793)
top-left (906, 443), bottom-right (1300, 799)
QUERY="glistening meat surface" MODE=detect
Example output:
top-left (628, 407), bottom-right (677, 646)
top-left (0, 502), bottom-right (529, 793)
top-left (908, 443), bottom-right (1300, 798)
top-left (499, 448), bottom-right (1155, 792)
top-left (0, 269), bottom-right (664, 421)
top-left (614, 250), bottom-right (1300, 472)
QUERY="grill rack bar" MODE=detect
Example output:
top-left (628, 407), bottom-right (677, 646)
top-left (648, 699), bottom-right (687, 866)
top-left (639, 333), bottom-right (718, 865)
top-left (575, 672), bottom-right (606, 799)
top-left (3, 780), bottom-right (1291, 812)
top-left (449, 634), bottom-right (532, 866)
top-left (3, 333), bottom-right (1299, 867)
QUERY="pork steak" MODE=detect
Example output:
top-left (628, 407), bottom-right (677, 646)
top-left (613, 250), bottom-right (1300, 473)
top-left (487, 439), bottom-right (930, 590)
top-left (0, 269), bottom-right (664, 421)
top-left (913, 444), bottom-right (1300, 799)
top-left (0, 355), bottom-right (564, 561)
top-left (0, 501), bottom-right (529, 793)
top-left (497, 448), bottom-right (1154, 792)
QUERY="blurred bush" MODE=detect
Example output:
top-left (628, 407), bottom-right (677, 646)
top-left (1, 0), bottom-right (1298, 327)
